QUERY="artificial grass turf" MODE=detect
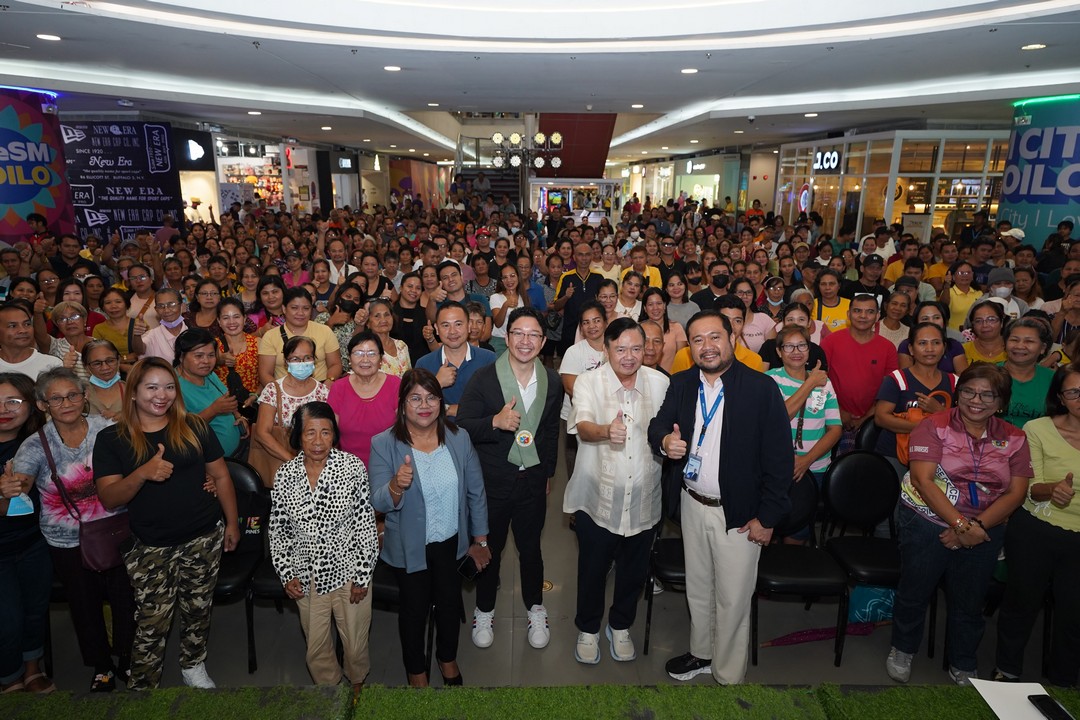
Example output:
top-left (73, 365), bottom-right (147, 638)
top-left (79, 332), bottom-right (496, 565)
top-left (4, 683), bottom-right (1080, 720)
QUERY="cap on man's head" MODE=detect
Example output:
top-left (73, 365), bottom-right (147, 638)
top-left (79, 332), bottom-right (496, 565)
top-left (894, 276), bottom-right (919, 289)
top-left (862, 254), bottom-right (885, 267)
top-left (1000, 228), bottom-right (1026, 240)
top-left (988, 267), bottom-right (1015, 286)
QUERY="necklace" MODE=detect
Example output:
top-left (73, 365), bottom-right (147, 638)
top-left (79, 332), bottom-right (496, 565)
top-left (55, 418), bottom-right (91, 472)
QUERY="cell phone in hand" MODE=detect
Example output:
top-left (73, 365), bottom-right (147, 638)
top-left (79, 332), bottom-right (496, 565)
top-left (458, 554), bottom-right (480, 580)
top-left (1029, 694), bottom-right (1077, 720)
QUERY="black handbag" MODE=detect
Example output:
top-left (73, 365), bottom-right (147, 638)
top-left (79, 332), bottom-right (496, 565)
top-left (40, 428), bottom-right (131, 572)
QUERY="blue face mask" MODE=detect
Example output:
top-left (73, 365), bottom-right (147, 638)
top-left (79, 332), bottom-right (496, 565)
top-left (89, 372), bottom-right (121, 389)
top-left (287, 361), bottom-right (315, 381)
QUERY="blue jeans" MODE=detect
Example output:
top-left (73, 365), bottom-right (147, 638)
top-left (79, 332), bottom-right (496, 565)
top-left (0, 535), bottom-right (52, 684)
top-left (890, 506), bottom-right (1004, 672)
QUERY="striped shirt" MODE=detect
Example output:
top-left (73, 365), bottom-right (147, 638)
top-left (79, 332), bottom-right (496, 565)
top-left (767, 367), bottom-right (841, 473)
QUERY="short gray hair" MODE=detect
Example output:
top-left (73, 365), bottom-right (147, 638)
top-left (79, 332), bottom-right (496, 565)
top-left (35, 367), bottom-right (88, 404)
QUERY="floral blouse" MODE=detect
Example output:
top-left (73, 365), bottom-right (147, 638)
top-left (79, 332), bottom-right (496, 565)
top-left (217, 333), bottom-right (261, 394)
top-left (380, 338), bottom-right (412, 378)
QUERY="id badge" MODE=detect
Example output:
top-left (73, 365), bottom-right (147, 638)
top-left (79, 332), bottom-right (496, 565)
top-left (684, 453), bottom-right (703, 482)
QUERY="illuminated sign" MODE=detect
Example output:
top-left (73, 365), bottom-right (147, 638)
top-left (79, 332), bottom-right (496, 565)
top-left (812, 150), bottom-right (842, 173)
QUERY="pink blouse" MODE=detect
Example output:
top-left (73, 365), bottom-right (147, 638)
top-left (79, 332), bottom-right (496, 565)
top-left (327, 374), bottom-right (401, 467)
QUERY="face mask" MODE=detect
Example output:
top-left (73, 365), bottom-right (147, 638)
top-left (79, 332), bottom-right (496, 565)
top-left (120, 270), bottom-right (129, 281)
top-left (629, 231), bottom-right (640, 240)
top-left (992, 286), bottom-right (1012, 299)
top-left (687, 275), bottom-right (701, 285)
top-left (768, 297), bottom-right (784, 307)
top-left (511, 226), bottom-right (520, 234)
top-left (337, 299), bottom-right (359, 315)
top-left (288, 361), bottom-right (315, 381)
top-left (711, 274), bottom-right (729, 289)
top-left (160, 316), bottom-right (184, 329)
top-left (89, 372), bottom-right (121, 389)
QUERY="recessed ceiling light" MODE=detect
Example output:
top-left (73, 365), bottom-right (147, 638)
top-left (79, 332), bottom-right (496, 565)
top-left (423, 153), bottom-right (429, 156)
top-left (321, 126), bottom-right (332, 130)
top-left (1021, 43), bottom-right (1047, 50)
top-left (389, 144), bottom-right (397, 148)
top-left (36, 34), bottom-right (61, 41)
top-left (409, 148), bottom-right (415, 152)
top-left (804, 112), bottom-right (819, 118)
top-left (641, 151), bottom-right (648, 154)
top-left (681, 68), bottom-right (698, 74)
top-left (384, 65), bottom-right (401, 71)
top-left (247, 111), bottom-right (262, 115)
top-left (661, 146), bottom-right (669, 150)
top-left (690, 139), bottom-right (699, 144)
top-left (362, 138), bottom-right (371, 142)
top-left (773, 149), bottom-right (779, 154)
top-left (734, 130), bottom-right (745, 134)
top-left (631, 104), bottom-right (644, 109)
top-left (427, 102), bottom-right (440, 107)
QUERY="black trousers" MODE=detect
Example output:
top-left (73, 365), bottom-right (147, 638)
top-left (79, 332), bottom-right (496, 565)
top-left (50, 545), bottom-right (136, 671)
top-left (573, 511), bottom-right (655, 634)
top-left (475, 475), bottom-right (547, 612)
top-left (996, 508), bottom-right (1080, 686)
top-left (392, 536), bottom-right (463, 676)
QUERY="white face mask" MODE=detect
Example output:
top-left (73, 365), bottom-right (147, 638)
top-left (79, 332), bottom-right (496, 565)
top-left (992, 286), bottom-right (1012, 299)
top-left (630, 230), bottom-right (640, 239)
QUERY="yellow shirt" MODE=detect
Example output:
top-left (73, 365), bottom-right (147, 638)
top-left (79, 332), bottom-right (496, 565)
top-left (670, 343), bottom-right (763, 374)
top-left (946, 286), bottom-right (980, 330)
top-left (925, 261), bottom-right (950, 283)
top-left (883, 260), bottom-right (906, 285)
top-left (257, 322), bottom-right (340, 382)
top-left (813, 298), bottom-right (850, 332)
top-left (963, 341), bottom-right (1006, 365)
top-left (621, 265), bottom-right (663, 289)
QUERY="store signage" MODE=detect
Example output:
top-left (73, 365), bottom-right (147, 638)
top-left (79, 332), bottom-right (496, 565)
top-left (999, 97), bottom-right (1080, 249)
top-left (0, 87), bottom-right (75, 243)
top-left (658, 166), bottom-right (672, 177)
top-left (63, 120), bottom-right (182, 240)
top-left (685, 160), bottom-right (707, 173)
top-left (171, 128), bottom-right (216, 172)
top-left (187, 139), bottom-right (205, 161)
top-left (812, 150), bottom-right (842, 173)
top-left (798, 183), bottom-right (812, 213)
top-left (338, 157), bottom-right (353, 169)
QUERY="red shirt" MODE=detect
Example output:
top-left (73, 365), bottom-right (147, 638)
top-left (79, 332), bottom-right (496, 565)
top-left (821, 328), bottom-right (898, 418)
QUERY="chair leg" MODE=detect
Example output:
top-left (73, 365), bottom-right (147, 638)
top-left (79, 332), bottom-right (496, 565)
top-left (643, 570), bottom-right (654, 656)
top-left (246, 588), bottom-right (257, 674)
top-left (834, 589), bottom-right (848, 667)
top-left (750, 592), bottom-right (759, 666)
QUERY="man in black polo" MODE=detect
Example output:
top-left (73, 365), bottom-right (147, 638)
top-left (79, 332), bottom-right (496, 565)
top-left (690, 261), bottom-right (730, 309)
top-left (49, 234), bottom-right (101, 279)
top-left (553, 243), bottom-right (602, 356)
top-left (840, 253), bottom-right (888, 307)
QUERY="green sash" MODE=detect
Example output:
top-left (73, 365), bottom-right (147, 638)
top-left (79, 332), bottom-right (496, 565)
top-left (494, 352), bottom-right (546, 469)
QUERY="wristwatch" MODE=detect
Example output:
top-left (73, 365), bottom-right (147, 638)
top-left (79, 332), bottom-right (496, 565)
top-left (477, 540), bottom-right (488, 548)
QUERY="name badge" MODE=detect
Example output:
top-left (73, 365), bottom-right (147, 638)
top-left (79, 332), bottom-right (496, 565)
top-left (515, 430), bottom-right (534, 447)
top-left (684, 453), bottom-right (703, 482)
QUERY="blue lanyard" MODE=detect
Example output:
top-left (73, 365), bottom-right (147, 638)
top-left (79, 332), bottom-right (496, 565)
top-left (696, 382), bottom-right (725, 449)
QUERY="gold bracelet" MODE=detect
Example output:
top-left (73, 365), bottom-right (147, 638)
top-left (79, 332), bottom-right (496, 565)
top-left (389, 485), bottom-right (402, 498)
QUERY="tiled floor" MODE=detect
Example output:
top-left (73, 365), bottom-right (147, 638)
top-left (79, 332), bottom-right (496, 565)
top-left (44, 441), bottom-right (1047, 694)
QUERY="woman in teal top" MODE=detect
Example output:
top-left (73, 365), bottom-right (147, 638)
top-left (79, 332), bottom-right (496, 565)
top-left (1000, 317), bottom-right (1054, 428)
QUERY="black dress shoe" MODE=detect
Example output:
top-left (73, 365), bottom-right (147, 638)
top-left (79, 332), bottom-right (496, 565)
top-left (90, 670), bottom-right (115, 693)
top-left (441, 672), bottom-right (463, 687)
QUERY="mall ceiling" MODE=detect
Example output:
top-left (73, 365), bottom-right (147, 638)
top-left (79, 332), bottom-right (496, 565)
top-left (2, 0), bottom-right (1079, 163)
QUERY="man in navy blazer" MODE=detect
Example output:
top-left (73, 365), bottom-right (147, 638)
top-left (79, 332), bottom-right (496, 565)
top-left (457, 308), bottom-right (564, 652)
top-left (647, 309), bottom-right (793, 685)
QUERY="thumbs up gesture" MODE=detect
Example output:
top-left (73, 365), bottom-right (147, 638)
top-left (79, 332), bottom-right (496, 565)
top-left (608, 409), bottom-right (627, 444)
top-left (34, 292), bottom-right (47, 316)
top-left (0, 460), bottom-right (21, 499)
top-left (436, 359), bottom-right (457, 388)
top-left (808, 360), bottom-right (828, 389)
top-left (494, 396), bottom-right (521, 432)
top-left (62, 344), bottom-right (79, 369)
top-left (1052, 472), bottom-right (1075, 508)
top-left (394, 456), bottom-right (414, 492)
top-left (664, 423), bottom-right (688, 460)
top-left (141, 444), bottom-right (174, 483)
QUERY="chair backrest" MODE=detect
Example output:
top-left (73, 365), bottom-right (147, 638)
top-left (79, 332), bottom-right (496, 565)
top-left (773, 476), bottom-right (818, 538)
top-left (821, 451), bottom-right (899, 530)
top-left (226, 458), bottom-right (271, 555)
top-left (854, 418), bottom-right (882, 452)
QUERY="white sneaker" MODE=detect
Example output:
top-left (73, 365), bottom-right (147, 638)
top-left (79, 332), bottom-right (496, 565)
top-left (180, 662), bottom-right (216, 689)
top-left (575, 632), bottom-right (600, 664)
top-left (472, 608), bottom-right (494, 648)
top-left (949, 666), bottom-right (978, 686)
top-left (885, 647), bottom-right (913, 683)
top-left (606, 625), bottom-right (636, 662)
top-left (527, 604), bottom-right (550, 649)
top-left (652, 579), bottom-right (665, 595)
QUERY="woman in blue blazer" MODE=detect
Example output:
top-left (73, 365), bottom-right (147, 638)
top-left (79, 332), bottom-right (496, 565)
top-left (369, 368), bottom-right (490, 688)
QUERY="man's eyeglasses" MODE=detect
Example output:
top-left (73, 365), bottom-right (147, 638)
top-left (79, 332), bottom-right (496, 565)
top-left (509, 330), bottom-right (544, 341)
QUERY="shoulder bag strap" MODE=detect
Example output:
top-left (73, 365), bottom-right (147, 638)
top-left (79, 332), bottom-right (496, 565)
top-left (39, 427), bottom-right (81, 521)
top-left (274, 379), bottom-right (284, 428)
top-left (279, 324), bottom-right (289, 345)
top-left (135, 294), bottom-right (154, 320)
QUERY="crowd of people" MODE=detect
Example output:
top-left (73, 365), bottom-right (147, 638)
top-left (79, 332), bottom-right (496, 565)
top-left (1, 192), bottom-right (1078, 697)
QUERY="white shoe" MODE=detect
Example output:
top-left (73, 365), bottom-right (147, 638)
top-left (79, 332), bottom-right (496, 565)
top-left (652, 579), bottom-right (665, 595)
top-left (949, 666), bottom-right (978, 686)
top-left (885, 647), bottom-right (913, 683)
top-left (180, 662), bottom-right (216, 689)
top-left (472, 608), bottom-right (494, 648)
top-left (606, 625), bottom-right (636, 662)
top-left (575, 632), bottom-right (600, 664)
top-left (527, 604), bottom-right (550, 649)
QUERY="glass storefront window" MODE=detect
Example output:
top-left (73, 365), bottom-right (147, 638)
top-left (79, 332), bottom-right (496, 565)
top-left (845, 142), bottom-right (867, 175)
top-left (777, 178), bottom-right (798, 224)
top-left (940, 141), bottom-right (988, 173)
top-left (780, 150), bottom-right (798, 174)
top-left (899, 177), bottom-right (934, 214)
top-left (861, 176), bottom-right (891, 230)
top-left (867, 140), bottom-right (894, 174)
top-left (839, 176), bottom-right (864, 233)
top-left (935, 177), bottom-right (989, 239)
top-left (794, 147), bottom-right (812, 176)
top-left (812, 176), bottom-right (841, 239)
top-left (898, 140), bottom-right (939, 173)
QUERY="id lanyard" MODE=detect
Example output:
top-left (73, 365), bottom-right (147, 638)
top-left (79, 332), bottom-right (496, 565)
top-left (695, 382), bottom-right (725, 451)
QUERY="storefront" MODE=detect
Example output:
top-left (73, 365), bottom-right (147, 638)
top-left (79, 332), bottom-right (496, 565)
top-left (215, 135), bottom-right (283, 208)
top-left (171, 127), bottom-right (217, 223)
top-left (674, 153), bottom-right (741, 208)
top-left (776, 130), bottom-right (1010, 242)
top-left (528, 178), bottom-right (621, 220)
top-left (360, 153), bottom-right (388, 210)
top-left (329, 150), bottom-right (361, 209)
